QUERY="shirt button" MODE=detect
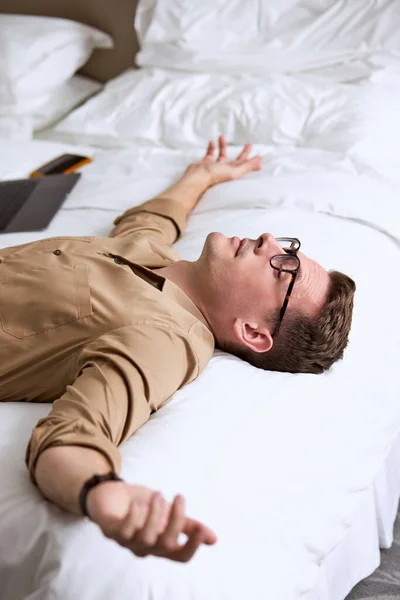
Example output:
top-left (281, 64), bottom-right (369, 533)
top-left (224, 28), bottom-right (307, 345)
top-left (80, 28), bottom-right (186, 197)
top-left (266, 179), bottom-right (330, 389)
top-left (53, 249), bottom-right (62, 256)
top-left (114, 257), bottom-right (124, 264)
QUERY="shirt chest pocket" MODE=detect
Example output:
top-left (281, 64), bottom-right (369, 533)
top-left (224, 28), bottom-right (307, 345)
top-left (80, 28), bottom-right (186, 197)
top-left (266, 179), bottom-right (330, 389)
top-left (0, 264), bottom-right (92, 339)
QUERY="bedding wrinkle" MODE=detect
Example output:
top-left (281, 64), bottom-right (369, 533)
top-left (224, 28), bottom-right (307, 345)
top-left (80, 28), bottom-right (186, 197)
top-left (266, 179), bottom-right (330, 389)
top-left (43, 66), bottom-right (400, 172)
top-left (136, 0), bottom-right (400, 79)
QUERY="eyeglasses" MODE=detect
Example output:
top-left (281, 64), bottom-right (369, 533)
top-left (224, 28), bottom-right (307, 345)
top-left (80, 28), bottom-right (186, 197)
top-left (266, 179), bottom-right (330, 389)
top-left (270, 237), bottom-right (301, 338)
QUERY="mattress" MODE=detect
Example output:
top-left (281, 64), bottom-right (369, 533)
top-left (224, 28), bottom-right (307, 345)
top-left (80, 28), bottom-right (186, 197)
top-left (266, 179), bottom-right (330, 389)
top-left (0, 140), bottom-right (399, 600)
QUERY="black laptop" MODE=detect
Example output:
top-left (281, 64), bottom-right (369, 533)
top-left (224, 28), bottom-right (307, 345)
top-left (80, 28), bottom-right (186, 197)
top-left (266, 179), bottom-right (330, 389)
top-left (0, 173), bottom-right (81, 233)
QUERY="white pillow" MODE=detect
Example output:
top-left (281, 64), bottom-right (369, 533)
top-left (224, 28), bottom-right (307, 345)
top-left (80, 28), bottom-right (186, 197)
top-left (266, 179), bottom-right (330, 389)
top-left (42, 67), bottom-right (400, 171)
top-left (32, 75), bottom-right (102, 132)
top-left (0, 75), bottom-right (102, 140)
top-left (135, 0), bottom-right (400, 81)
top-left (0, 14), bottom-right (112, 107)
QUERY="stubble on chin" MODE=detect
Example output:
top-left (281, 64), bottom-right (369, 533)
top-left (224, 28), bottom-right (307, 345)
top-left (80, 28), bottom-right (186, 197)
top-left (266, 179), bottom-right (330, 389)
top-left (204, 232), bottom-right (226, 262)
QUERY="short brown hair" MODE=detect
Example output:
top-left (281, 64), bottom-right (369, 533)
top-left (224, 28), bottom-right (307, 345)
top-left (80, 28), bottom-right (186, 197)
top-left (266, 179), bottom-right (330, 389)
top-left (221, 270), bottom-right (356, 374)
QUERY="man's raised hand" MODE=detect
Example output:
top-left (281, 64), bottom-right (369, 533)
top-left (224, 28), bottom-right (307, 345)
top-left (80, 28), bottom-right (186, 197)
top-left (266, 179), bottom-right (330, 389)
top-left (184, 134), bottom-right (262, 186)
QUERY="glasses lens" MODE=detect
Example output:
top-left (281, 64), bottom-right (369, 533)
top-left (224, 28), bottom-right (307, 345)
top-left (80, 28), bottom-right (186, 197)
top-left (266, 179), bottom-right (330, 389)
top-left (271, 254), bottom-right (299, 272)
top-left (276, 237), bottom-right (301, 252)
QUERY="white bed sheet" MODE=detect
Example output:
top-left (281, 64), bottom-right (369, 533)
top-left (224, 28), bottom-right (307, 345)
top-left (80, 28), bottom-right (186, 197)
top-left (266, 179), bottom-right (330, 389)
top-left (0, 140), bottom-right (399, 600)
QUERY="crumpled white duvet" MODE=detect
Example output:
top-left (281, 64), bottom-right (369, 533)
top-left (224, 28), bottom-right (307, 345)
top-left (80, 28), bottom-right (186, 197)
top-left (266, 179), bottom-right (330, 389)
top-left (39, 67), bottom-right (400, 175)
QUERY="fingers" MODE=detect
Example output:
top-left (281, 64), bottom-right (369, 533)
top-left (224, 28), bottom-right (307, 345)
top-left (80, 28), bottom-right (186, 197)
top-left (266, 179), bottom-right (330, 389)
top-left (110, 489), bottom-right (217, 563)
top-left (235, 155), bottom-right (262, 177)
top-left (117, 493), bottom-right (161, 547)
top-left (118, 500), bottom-right (140, 542)
top-left (203, 135), bottom-right (227, 163)
top-left (203, 136), bottom-right (260, 170)
top-left (170, 527), bottom-right (204, 563)
top-left (159, 494), bottom-right (186, 549)
top-left (151, 495), bottom-right (217, 563)
top-left (203, 140), bottom-right (215, 162)
top-left (136, 492), bottom-right (166, 546)
top-left (167, 518), bottom-right (217, 563)
top-left (233, 143), bottom-right (252, 164)
top-left (158, 501), bottom-right (172, 534)
top-left (95, 483), bottom-right (216, 564)
top-left (135, 494), bottom-right (190, 561)
top-left (204, 136), bottom-right (260, 166)
top-left (183, 517), bottom-right (218, 546)
top-left (217, 135), bottom-right (227, 162)
top-left (250, 155), bottom-right (262, 170)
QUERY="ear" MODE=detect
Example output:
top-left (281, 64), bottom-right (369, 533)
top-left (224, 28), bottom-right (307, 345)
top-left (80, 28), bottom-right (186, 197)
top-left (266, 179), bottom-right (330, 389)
top-left (233, 319), bottom-right (273, 353)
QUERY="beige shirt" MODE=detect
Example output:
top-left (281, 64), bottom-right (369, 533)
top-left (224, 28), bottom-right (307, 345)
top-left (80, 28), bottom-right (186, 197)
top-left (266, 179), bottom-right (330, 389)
top-left (0, 197), bottom-right (215, 483)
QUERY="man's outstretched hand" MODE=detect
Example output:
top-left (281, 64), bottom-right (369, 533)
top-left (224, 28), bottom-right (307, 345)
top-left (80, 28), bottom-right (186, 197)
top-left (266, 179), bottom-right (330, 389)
top-left (185, 134), bottom-right (262, 187)
top-left (158, 134), bottom-right (261, 215)
top-left (86, 480), bottom-right (217, 563)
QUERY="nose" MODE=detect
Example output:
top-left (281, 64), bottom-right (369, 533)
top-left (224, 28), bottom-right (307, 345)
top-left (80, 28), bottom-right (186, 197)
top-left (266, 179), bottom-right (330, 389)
top-left (257, 233), bottom-right (283, 254)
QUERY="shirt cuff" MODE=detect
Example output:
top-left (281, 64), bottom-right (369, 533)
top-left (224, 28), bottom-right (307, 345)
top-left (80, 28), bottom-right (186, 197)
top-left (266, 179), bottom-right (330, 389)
top-left (25, 416), bottom-right (121, 486)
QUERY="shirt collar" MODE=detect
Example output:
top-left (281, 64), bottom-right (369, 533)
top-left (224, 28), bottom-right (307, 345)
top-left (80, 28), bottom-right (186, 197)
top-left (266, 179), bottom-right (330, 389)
top-left (108, 251), bottom-right (213, 333)
top-left (161, 278), bottom-right (212, 332)
top-left (127, 259), bottom-right (213, 333)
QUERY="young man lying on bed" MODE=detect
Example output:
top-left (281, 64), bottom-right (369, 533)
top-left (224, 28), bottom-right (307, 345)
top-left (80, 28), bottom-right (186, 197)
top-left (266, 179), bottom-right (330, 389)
top-left (0, 136), bottom-right (355, 564)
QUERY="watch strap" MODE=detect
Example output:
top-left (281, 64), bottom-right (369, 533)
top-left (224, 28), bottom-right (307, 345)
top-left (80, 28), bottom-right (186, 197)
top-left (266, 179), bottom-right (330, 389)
top-left (79, 472), bottom-right (123, 519)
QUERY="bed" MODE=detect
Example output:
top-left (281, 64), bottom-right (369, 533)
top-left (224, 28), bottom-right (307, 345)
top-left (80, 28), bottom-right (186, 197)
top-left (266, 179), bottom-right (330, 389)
top-left (1, 2), bottom-right (400, 600)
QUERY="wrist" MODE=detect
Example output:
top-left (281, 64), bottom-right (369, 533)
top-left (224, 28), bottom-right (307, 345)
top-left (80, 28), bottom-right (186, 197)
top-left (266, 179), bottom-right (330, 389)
top-left (79, 472), bottom-right (123, 519)
top-left (160, 168), bottom-right (212, 216)
top-left (181, 165), bottom-right (213, 192)
top-left (87, 480), bottom-right (133, 526)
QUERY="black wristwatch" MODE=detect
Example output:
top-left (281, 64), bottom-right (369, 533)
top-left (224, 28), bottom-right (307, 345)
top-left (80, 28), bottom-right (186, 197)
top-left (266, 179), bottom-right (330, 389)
top-left (79, 472), bottom-right (123, 519)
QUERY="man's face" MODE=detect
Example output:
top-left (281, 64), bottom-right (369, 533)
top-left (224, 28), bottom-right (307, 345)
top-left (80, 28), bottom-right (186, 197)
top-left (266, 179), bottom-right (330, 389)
top-left (195, 232), bottom-right (330, 342)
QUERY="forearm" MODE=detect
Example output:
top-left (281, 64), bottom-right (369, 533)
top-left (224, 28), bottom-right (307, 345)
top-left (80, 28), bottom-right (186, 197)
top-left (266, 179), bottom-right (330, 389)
top-left (35, 446), bottom-right (113, 516)
top-left (157, 170), bottom-right (212, 219)
top-left (143, 136), bottom-right (260, 225)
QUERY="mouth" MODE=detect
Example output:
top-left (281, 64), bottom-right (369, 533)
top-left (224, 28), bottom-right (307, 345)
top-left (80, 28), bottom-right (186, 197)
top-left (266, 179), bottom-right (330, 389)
top-left (235, 238), bottom-right (247, 256)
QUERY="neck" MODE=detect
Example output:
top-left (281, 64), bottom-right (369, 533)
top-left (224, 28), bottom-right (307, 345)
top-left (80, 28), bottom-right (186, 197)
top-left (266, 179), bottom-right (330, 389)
top-left (155, 261), bottom-right (214, 332)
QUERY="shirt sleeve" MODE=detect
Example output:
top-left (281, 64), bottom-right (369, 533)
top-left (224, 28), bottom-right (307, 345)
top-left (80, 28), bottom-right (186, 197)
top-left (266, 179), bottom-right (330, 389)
top-left (108, 196), bottom-right (189, 247)
top-left (25, 325), bottom-right (199, 485)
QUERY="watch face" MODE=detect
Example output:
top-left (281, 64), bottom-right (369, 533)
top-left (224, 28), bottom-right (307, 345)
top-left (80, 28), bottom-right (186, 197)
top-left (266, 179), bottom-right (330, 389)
top-left (37, 154), bottom-right (88, 175)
